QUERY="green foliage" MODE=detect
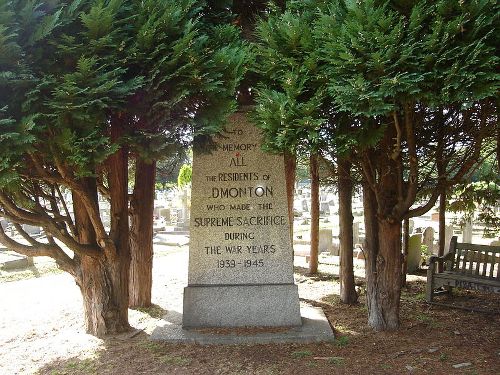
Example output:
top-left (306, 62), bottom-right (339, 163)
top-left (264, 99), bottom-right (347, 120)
top-left (252, 2), bottom-right (327, 154)
top-left (291, 350), bottom-right (313, 359)
top-left (448, 180), bottom-right (500, 237)
top-left (317, 0), bottom-right (499, 115)
top-left (0, 0), bottom-right (247, 192)
top-left (177, 164), bottom-right (192, 188)
top-left (335, 335), bottom-right (349, 348)
top-left (127, 0), bottom-right (248, 154)
top-left (420, 244), bottom-right (431, 266)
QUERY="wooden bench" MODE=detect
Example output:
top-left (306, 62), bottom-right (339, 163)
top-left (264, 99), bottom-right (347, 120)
top-left (426, 236), bottom-right (500, 307)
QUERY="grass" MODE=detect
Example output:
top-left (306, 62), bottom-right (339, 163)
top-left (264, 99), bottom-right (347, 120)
top-left (291, 350), bottom-right (313, 359)
top-left (132, 304), bottom-right (167, 319)
top-left (137, 340), bottom-right (164, 353)
top-left (49, 358), bottom-right (97, 374)
top-left (415, 313), bottom-right (440, 328)
top-left (328, 356), bottom-right (345, 365)
top-left (335, 336), bottom-right (349, 348)
top-left (160, 355), bottom-right (191, 366)
top-left (380, 363), bottom-right (393, 370)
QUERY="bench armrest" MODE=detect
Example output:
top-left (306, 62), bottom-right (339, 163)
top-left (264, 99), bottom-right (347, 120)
top-left (427, 252), bottom-right (455, 273)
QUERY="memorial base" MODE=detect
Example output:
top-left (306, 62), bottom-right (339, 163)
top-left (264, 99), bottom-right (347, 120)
top-left (182, 284), bottom-right (301, 328)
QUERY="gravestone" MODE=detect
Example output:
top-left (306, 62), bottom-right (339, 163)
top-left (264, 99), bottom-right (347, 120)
top-left (408, 219), bottom-right (414, 235)
top-left (422, 227), bottom-right (435, 255)
top-left (353, 222), bottom-right (360, 245)
top-left (21, 224), bottom-right (42, 236)
top-left (183, 112), bottom-right (301, 328)
top-left (301, 199), bottom-right (309, 213)
top-left (159, 208), bottom-right (171, 224)
top-left (444, 225), bottom-right (454, 252)
top-left (0, 218), bottom-right (7, 231)
top-left (318, 229), bottom-right (332, 253)
top-left (407, 234), bottom-right (422, 273)
top-left (462, 219), bottom-right (473, 243)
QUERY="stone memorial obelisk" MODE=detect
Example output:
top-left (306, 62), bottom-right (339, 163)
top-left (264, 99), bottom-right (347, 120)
top-left (183, 111), bottom-right (301, 328)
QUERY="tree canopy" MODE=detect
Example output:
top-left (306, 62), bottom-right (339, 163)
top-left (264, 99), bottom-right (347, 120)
top-left (0, 0), bottom-right (247, 335)
top-left (252, 0), bottom-right (499, 330)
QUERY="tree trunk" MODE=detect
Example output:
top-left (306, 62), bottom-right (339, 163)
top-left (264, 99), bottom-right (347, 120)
top-left (438, 190), bottom-right (446, 273)
top-left (364, 180), bottom-right (402, 330)
top-left (362, 182), bottom-right (380, 329)
top-left (401, 218), bottom-right (409, 286)
top-left (129, 158), bottom-right (156, 307)
top-left (370, 219), bottom-right (402, 331)
top-left (73, 178), bottom-right (129, 337)
top-left (284, 151), bottom-right (296, 246)
top-left (104, 115), bottom-right (131, 331)
top-left (309, 153), bottom-right (319, 274)
top-left (338, 158), bottom-right (357, 304)
top-left (77, 255), bottom-right (130, 337)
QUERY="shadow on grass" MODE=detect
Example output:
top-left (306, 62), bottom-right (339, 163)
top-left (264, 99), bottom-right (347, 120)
top-left (293, 265), bottom-right (339, 280)
top-left (0, 263), bottom-right (63, 283)
top-left (35, 331), bottom-right (186, 375)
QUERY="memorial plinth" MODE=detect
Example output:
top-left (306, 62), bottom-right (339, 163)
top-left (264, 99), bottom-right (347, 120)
top-left (183, 111), bottom-right (301, 328)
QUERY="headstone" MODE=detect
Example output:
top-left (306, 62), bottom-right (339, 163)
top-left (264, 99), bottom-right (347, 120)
top-left (319, 202), bottom-right (329, 215)
top-left (407, 234), bottom-right (422, 273)
top-left (21, 224), bottom-right (42, 236)
top-left (301, 199), bottom-right (309, 213)
top-left (355, 245), bottom-right (365, 259)
top-left (353, 222), bottom-right (360, 245)
top-left (153, 206), bottom-right (162, 218)
top-left (462, 219), bottom-right (473, 243)
top-left (159, 208), bottom-right (171, 224)
top-left (408, 219), bottom-right (414, 235)
top-left (319, 229), bottom-right (332, 253)
top-left (183, 112), bottom-right (301, 328)
top-left (422, 227), bottom-right (435, 255)
top-left (0, 219), bottom-right (7, 231)
top-left (490, 238), bottom-right (500, 246)
top-left (444, 225), bottom-right (454, 253)
top-left (100, 207), bottom-right (110, 229)
top-left (330, 240), bottom-right (340, 256)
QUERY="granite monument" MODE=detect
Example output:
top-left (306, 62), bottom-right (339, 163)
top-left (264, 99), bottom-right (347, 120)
top-left (183, 111), bottom-right (301, 328)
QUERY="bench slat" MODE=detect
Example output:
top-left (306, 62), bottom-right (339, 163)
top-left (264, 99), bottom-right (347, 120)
top-left (455, 247), bottom-right (462, 272)
top-left (475, 251), bottom-right (482, 276)
top-left (495, 254), bottom-right (500, 280)
top-left (490, 252), bottom-right (497, 278)
top-left (482, 251), bottom-right (489, 277)
top-left (461, 249), bottom-right (468, 274)
top-left (456, 242), bottom-right (500, 252)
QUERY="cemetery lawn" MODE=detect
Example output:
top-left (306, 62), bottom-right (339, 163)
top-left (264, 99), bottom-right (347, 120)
top-left (1, 247), bottom-right (499, 375)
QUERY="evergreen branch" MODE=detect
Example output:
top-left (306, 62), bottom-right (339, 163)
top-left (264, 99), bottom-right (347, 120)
top-left (12, 222), bottom-right (41, 247)
top-left (0, 192), bottom-right (101, 259)
top-left (55, 185), bottom-right (77, 237)
top-left (0, 223), bottom-right (75, 276)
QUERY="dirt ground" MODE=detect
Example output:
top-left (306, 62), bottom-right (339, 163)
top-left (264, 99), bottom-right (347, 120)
top-left (1, 245), bottom-right (499, 375)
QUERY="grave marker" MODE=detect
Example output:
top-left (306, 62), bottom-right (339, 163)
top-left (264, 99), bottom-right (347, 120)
top-left (183, 112), bottom-right (301, 328)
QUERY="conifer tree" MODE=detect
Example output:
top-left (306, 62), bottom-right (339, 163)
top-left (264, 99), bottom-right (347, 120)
top-left (123, 0), bottom-right (246, 307)
top-left (0, 0), bottom-right (246, 335)
top-left (316, 0), bottom-right (498, 330)
top-left (253, 0), bottom-right (498, 330)
top-left (253, 2), bottom-right (327, 274)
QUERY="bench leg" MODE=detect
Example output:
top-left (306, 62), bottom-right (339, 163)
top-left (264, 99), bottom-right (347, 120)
top-left (426, 268), bottom-right (434, 303)
top-left (426, 280), bottom-right (434, 303)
